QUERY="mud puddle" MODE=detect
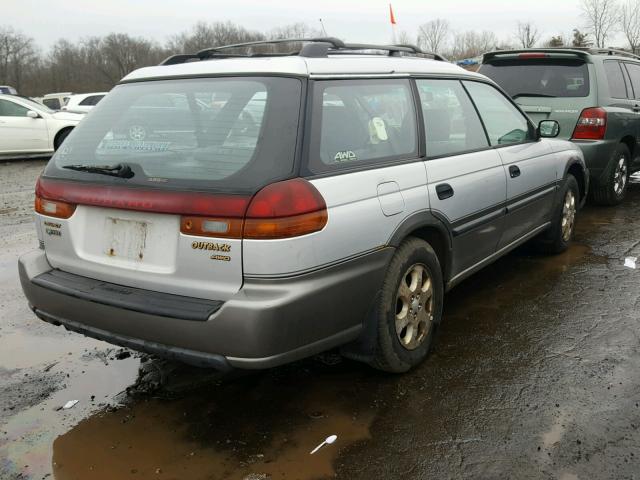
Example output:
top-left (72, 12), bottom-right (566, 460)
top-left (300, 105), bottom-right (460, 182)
top-left (51, 365), bottom-right (375, 480)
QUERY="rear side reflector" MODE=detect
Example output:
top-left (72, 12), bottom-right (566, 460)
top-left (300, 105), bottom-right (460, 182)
top-left (244, 178), bottom-right (328, 239)
top-left (572, 107), bottom-right (607, 140)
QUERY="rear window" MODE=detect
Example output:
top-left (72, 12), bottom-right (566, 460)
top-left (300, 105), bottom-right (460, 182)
top-left (46, 77), bottom-right (302, 194)
top-left (79, 95), bottom-right (105, 106)
top-left (479, 59), bottom-right (590, 98)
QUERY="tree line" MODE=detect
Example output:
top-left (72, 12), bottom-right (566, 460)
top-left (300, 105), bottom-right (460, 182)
top-left (1, 0), bottom-right (638, 97)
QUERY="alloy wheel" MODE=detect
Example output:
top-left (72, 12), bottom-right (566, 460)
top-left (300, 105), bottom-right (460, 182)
top-left (613, 156), bottom-right (628, 197)
top-left (561, 189), bottom-right (577, 242)
top-left (395, 263), bottom-right (434, 351)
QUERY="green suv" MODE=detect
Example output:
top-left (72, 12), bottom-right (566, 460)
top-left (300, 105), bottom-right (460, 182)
top-left (479, 48), bottom-right (640, 205)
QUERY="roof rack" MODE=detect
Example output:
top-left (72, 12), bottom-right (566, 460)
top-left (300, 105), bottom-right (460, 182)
top-left (160, 38), bottom-right (447, 65)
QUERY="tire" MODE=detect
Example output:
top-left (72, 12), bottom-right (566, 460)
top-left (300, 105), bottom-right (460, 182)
top-left (590, 143), bottom-right (630, 206)
top-left (370, 237), bottom-right (444, 373)
top-left (54, 128), bottom-right (72, 150)
top-left (537, 174), bottom-right (579, 254)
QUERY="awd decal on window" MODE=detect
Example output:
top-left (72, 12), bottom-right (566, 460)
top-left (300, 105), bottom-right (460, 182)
top-left (334, 150), bottom-right (357, 162)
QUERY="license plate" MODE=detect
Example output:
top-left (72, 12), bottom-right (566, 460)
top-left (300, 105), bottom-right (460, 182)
top-left (104, 218), bottom-right (147, 261)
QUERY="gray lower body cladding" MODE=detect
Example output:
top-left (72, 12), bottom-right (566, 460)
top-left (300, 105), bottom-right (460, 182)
top-left (19, 248), bottom-right (393, 369)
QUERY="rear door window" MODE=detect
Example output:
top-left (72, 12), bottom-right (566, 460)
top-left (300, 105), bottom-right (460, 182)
top-left (464, 81), bottom-right (534, 146)
top-left (604, 61), bottom-right (629, 99)
top-left (47, 77), bottom-right (302, 194)
top-left (308, 79), bottom-right (417, 172)
top-left (479, 60), bottom-right (590, 98)
top-left (416, 79), bottom-right (489, 157)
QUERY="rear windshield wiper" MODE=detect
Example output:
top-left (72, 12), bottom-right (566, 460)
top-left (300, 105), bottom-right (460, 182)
top-left (512, 93), bottom-right (556, 99)
top-left (62, 163), bottom-right (134, 178)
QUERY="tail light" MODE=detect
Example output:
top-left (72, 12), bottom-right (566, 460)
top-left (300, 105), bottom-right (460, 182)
top-left (572, 107), bottom-right (607, 140)
top-left (244, 178), bottom-right (328, 239)
top-left (35, 176), bottom-right (327, 239)
top-left (35, 177), bottom-right (76, 219)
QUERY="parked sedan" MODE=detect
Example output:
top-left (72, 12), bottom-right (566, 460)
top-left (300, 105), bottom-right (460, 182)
top-left (0, 94), bottom-right (84, 158)
top-left (62, 92), bottom-right (108, 113)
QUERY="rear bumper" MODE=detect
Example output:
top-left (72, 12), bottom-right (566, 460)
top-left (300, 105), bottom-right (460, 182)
top-left (19, 248), bottom-right (392, 369)
top-left (573, 139), bottom-right (618, 185)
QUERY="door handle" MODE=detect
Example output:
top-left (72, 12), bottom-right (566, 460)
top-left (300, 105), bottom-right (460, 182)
top-left (436, 183), bottom-right (454, 200)
top-left (509, 165), bottom-right (521, 178)
top-left (633, 105), bottom-right (640, 112)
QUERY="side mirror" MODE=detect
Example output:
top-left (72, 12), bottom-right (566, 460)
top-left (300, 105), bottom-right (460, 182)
top-left (538, 120), bottom-right (560, 138)
top-left (26, 110), bottom-right (40, 119)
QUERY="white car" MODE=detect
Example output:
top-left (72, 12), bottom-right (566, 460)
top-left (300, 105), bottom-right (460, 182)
top-left (0, 94), bottom-right (84, 157)
top-left (62, 92), bottom-right (108, 113)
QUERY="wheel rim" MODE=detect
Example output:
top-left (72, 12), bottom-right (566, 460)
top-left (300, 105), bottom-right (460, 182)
top-left (613, 156), bottom-right (628, 196)
top-left (561, 189), bottom-right (577, 242)
top-left (395, 263), bottom-right (434, 351)
top-left (128, 125), bottom-right (146, 141)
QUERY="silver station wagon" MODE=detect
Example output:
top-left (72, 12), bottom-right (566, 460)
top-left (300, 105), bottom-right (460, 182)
top-left (19, 38), bottom-right (588, 373)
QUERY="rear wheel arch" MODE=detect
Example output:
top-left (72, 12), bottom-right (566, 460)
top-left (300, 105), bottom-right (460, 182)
top-left (388, 212), bottom-right (452, 283)
top-left (54, 127), bottom-right (74, 150)
top-left (566, 160), bottom-right (586, 201)
top-left (620, 135), bottom-right (635, 164)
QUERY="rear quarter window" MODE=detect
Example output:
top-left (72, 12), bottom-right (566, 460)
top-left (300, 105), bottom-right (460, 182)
top-left (604, 61), bottom-right (628, 99)
top-left (307, 79), bottom-right (418, 173)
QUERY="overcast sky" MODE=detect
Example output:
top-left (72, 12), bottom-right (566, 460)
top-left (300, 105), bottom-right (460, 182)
top-left (2, 0), bottom-right (623, 50)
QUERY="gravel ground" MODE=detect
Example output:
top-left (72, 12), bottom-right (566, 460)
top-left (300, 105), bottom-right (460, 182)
top-left (1, 159), bottom-right (639, 480)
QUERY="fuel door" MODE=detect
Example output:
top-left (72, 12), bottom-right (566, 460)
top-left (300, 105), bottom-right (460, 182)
top-left (377, 181), bottom-right (405, 216)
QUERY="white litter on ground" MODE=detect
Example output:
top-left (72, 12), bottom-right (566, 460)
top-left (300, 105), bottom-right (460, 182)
top-left (62, 400), bottom-right (79, 409)
top-left (624, 257), bottom-right (637, 269)
top-left (310, 434), bottom-right (337, 454)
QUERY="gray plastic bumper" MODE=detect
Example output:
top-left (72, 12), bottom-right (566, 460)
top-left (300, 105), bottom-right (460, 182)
top-left (19, 248), bottom-right (393, 369)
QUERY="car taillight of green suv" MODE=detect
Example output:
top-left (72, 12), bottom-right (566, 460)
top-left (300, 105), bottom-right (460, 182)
top-left (479, 48), bottom-right (640, 205)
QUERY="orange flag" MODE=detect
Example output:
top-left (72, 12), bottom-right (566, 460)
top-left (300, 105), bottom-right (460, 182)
top-left (389, 4), bottom-right (397, 25)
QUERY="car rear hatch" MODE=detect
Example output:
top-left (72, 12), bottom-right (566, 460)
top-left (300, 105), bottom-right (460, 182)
top-left (479, 51), bottom-right (596, 139)
top-left (37, 76), bottom-right (303, 302)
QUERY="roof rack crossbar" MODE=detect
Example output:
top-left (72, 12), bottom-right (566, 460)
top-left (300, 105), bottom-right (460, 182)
top-left (159, 38), bottom-right (448, 65)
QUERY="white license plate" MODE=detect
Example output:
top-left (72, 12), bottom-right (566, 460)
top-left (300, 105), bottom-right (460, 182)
top-left (104, 218), bottom-right (148, 262)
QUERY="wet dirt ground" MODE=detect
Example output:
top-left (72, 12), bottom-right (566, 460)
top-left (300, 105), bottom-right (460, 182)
top-left (1, 158), bottom-right (639, 479)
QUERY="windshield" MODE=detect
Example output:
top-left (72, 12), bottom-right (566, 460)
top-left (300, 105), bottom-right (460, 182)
top-left (479, 59), bottom-right (590, 98)
top-left (46, 76), bottom-right (302, 193)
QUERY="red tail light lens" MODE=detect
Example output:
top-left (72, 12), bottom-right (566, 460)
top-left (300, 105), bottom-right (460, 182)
top-left (35, 177), bottom-right (327, 240)
top-left (572, 107), bottom-right (607, 140)
top-left (244, 178), bottom-right (328, 239)
top-left (35, 177), bottom-right (250, 216)
top-left (35, 177), bottom-right (77, 218)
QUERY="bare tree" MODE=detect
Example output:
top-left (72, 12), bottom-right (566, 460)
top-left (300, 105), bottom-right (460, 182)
top-left (515, 21), bottom-right (540, 48)
top-left (167, 21), bottom-right (264, 53)
top-left (0, 27), bottom-right (37, 91)
top-left (450, 30), bottom-right (498, 60)
top-left (417, 19), bottom-right (450, 53)
top-left (581, 0), bottom-right (620, 47)
top-left (620, 0), bottom-right (640, 53)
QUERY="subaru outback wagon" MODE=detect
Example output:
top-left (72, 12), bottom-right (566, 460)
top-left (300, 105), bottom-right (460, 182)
top-left (19, 38), bottom-right (588, 373)
top-left (479, 48), bottom-right (640, 205)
